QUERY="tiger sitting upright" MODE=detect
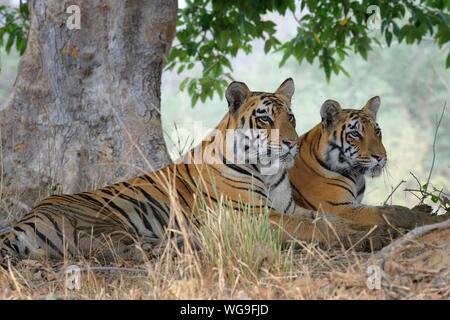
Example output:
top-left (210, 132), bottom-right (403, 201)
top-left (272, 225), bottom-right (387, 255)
top-left (289, 96), bottom-right (446, 235)
top-left (1, 79), bottom-right (371, 267)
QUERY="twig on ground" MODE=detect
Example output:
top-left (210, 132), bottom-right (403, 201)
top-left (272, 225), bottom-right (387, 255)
top-left (59, 266), bottom-right (148, 274)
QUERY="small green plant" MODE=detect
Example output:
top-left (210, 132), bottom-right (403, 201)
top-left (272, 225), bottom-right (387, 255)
top-left (405, 104), bottom-right (448, 215)
top-left (406, 173), bottom-right (450, 215)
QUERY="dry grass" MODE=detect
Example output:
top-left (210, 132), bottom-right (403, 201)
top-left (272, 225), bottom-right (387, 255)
top-left (0, 191), bottom-right (448, 300)
top-left (0, 125), bottom-right (448, 300)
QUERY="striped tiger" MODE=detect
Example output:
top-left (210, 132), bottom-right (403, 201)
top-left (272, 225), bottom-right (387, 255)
top-left (0, 79), bottom-right (370, 267)
top-left (289, 97), bottom-right (447, 231)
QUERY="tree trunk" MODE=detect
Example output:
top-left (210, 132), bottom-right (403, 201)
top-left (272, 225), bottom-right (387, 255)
top-left (0, 0), bottom-right (177, 206)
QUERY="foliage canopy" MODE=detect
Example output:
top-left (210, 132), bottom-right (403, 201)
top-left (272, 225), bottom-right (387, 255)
top-left (1, 0), bottom-right (449, 106)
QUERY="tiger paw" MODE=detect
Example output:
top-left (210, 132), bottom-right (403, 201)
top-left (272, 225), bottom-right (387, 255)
top-left (411, 204), bottom-right (433, 214)
top-left (410, 204), bottom-right (448, 225)
top-left (380, 204), bottom-right (448, 230)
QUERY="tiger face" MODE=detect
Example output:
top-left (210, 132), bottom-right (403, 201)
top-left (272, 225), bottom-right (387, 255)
top-left (320, 97), bottom-right (386, 177)
top-left (224, 78), bottom-right (298, 174)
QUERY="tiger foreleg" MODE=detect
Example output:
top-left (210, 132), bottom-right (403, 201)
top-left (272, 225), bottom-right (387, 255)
top-left (317, 204), bottom-right (449, 250)
top-left (330, 203), bottom-right (448, 230)
top-left (268, 210), bottom-right (379, 250)
top-left (375, 204), bottom-right (448, 229)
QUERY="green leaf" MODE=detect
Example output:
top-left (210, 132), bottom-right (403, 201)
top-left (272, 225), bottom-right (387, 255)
top-left (437, 11), bottom-right (449, 27)
top-left (187, 80), bottom-right (197, 96)
top-left (179, 77), bottom-right (190, 91)
top-left (177, 64), bottom-right (185, 74)
top-left (264, 40), bottom-right (271, 54)
top-left (446, 53), bottom-right (450, 68)
top-left (322, 54), bottom-right (331, 79)
top-left (338, 64), bottom-right (350, 77)
top-left (359, 47), bottom-right (368, 60)
top-left (385, 31), bottom-right (393, 46)
top-left (305, 49), bottom-right (315, 64)
top-left (191, 93), bottom-right (199, 107)
top-left (5, 31), bottom-right (16, 53)
top-left (279, 49), bottom-right (292, 67)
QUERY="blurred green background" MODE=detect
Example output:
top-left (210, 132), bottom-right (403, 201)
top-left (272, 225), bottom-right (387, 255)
top-left (1, 29), bottom-right (448, 207)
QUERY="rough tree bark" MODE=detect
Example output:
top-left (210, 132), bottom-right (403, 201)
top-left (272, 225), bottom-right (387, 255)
top-left (0, 0), bottom-right (177, 206)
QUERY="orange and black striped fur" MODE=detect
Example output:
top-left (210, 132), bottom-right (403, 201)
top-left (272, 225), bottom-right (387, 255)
top-left (0, 79), bottom-right (370, 267)
top-left (289, 97), bottom-right (446, 230)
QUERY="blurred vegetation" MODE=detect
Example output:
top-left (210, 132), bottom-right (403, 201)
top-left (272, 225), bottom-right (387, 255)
top-left (169, 0), bottom-right (449, 105)
top-left (0, 1), bottom-right (29, 55)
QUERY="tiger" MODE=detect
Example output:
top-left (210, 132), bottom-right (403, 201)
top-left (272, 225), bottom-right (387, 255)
top-left (0, 79), bottom-right (371, 267)
top-left (289, 96), bottom-right (447, 233)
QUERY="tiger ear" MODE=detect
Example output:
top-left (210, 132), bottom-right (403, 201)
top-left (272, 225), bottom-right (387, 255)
top-left (362, 96), bottom-right (380, 119)
top-left (225, 81), bottom-right (251, 113)
top-left (320, 99), bottom-right (342, 128)
top-left (275, 78), bottom-right (295, 101)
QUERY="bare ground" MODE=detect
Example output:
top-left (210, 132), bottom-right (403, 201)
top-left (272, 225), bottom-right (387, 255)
top-left (1, 224), bottom-right (448, 300)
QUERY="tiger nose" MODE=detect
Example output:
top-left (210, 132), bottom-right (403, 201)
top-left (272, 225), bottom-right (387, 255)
top-left (372, 153), bottom-right (386, 162)
top-left (283, 139), bottom-right (297, 149)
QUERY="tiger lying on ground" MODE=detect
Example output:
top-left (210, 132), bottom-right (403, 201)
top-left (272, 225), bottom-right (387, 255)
top-left (289, 97), bottom-right (446, 233)
top-left (0, 79), bottom-right (373, 267)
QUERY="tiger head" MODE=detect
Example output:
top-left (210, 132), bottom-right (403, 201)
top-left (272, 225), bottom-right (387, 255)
top-left (319, 97), bottom-right (386, 177)
top-left (224, 78), bottom-right (298, 174)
